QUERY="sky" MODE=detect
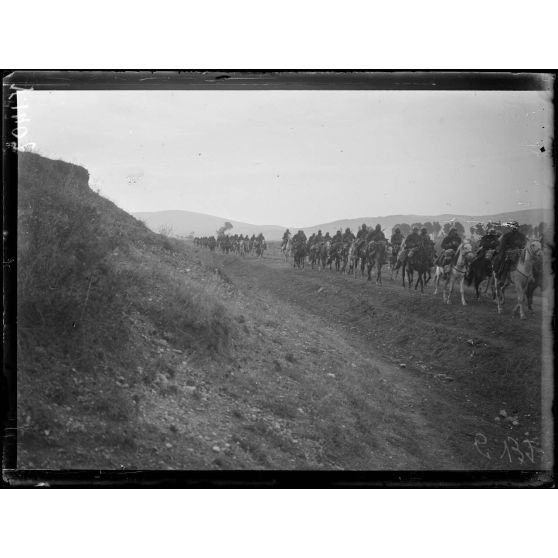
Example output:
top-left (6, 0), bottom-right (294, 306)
top-left (18, 89), bottom-right (553, 228)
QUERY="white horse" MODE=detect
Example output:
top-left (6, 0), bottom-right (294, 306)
top-left (494, 240), bottom-right (543, 319)
top-left (434, 242), bottom-right (475, 305)
top-left (281, 237), bottom-right (292, 263)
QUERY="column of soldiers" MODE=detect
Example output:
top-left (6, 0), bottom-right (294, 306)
top-left (283, 220), bottom-right (537, 286)
top-left (197, 219), bottom-right (541, 288)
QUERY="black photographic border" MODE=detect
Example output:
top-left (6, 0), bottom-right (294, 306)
top-left (2, 70), bottom-right (555, 488)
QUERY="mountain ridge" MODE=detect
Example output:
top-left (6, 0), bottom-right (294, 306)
top-left (134, 208), bottom-right (552, 240)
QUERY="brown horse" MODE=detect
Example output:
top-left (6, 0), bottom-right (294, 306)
top-left (405, 245), bottom-right (434, 293)
top-left (365, 240), bottom-right (388, 284)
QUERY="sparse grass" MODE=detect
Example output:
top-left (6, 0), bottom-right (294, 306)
top-left (16, 152), bottom-right (238, 468)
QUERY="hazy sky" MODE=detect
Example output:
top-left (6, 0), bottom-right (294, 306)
top-left (19, 89), bottom-right (553, 228)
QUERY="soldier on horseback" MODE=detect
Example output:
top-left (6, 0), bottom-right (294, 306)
top-left (332, 229), bottom-right (343, 244)
top-left (356, 224), bottom-right (368, 241)
top-left (390, 227), bottom-right (404, 254)
top-left (474, 227), bottom-right (499, 261)
top-left (493, 221), bottom-right (526, 282)
top-left (434, 227), bottom-right (462, 267)
top-left (418, 227), bottom-right (433, 249)
top-left (367, 224), bottom-right (386, 243)
top-left (441, 227), bottom-right (462, 251)
top-left (281, 228), bottom-right (291, 249)
top-left (293, 229), bottom-right (307, 246)
top-left (403, 227), bottom-right (421, 250)
top-left (343, 227), bottom-right (355, 245)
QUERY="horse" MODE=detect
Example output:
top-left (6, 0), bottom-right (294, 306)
top-left (438, 242), bottom-right (475, 305)
top-left (318, 241), bottom-right (330, 271)
top-left (345, 240), bottom-right (359, 276)
top-left (365, 240), bottom-right (388, 284)
top-left (526, 254), bottom-right (543, 310)
top-left (293, 243), bottom-right (307, 269)
top-left (389, 243), bottom-right (401, 278)
top-left (328, 243), bottom-right (343, 272)
top-left (404, 245), bottom-right (434, 293)
top-left (281, 238), bottom-right (292, 263)
top-left (464, 249), bottom-right (496, 300)
top-left (255, 240), bottom-right (266, 258)
top-left (494, 240), bottom-right (542, 319)
top-left (392, 248), bottom-right (408, 286)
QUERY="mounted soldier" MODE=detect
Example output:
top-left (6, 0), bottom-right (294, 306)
top-left (293, 229), bottom-right (307, 247)
top-left (390, 227), bottom-right (404, 254)
top-left (367, 224), bottom-right (386, 243)
top-left (493, 221), bottom-right (527, 282)
top-left (281, 228), bottom-right (291, 250)
top-left (441, 227), bottom-right (462, 251)
top-left (403, 227), bottom-right (421, 251)
top-left (418, 227), bottom-right (433, 249)
top-left (474, 227), bottom-right (499, 261)
top-left (332, 229), bottom-right (343, 246)
top-left (343, 227), bottom-right (355, 245)
top-left (356, 224), bottom-right (368, 241)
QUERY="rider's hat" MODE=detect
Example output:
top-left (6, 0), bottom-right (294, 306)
top-left (412, 226), bottom-right (419, 232)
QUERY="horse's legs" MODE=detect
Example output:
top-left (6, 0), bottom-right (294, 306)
top-left (460, 275), bottom-right (467, 306)
top-left (494, 272), bottom-right (503, 314)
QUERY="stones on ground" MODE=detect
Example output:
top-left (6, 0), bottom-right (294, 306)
top-left (165, 442), bottom-right (173, 448)
top-left (499, 409), bottom-right (507, 418)
top-left (399, 363), bottom-right (406, 368)
top-left (326, 373), bottom-right (336, 378)
top-left (212, 445), bottom-right (221, 452)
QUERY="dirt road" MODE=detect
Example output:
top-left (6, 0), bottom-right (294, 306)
top-left (198, 243), bottom-right (550, 470)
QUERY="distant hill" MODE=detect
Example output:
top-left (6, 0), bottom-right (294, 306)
top-left (133, 210), bottom-right (286, 240)
top-left (300, 208), bottom-right (553, 236)
top-left (135, 208), bottom-right (552, 240)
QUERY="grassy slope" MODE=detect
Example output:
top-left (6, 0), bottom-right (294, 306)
top-left (17, 153), bottom-right (238, 468)
top-left (19, 153), bottom-right (437, 470)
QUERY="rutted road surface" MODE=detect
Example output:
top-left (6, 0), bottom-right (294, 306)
top-left (199, 245), bottom-right (549, 470)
